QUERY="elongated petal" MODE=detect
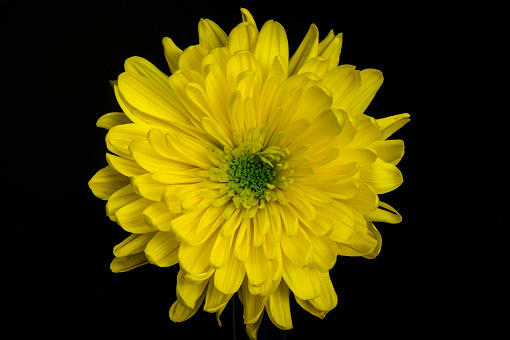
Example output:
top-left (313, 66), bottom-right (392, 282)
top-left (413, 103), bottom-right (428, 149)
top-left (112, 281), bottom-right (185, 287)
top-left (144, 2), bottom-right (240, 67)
top-left (113, 232), bottom-right (157, 257)
top-left (364, 201), bottom-right (402, 224)
top-left (245, 245), bottom-right (269, 287)
top-left (199, 19), bottom-right (228, 50)
top-left (124, 56), bottom-right (173, 94)
top-left (143, 201), bottom-right (181, 231)
top-left (105, 184), bottom-right (140, 221)
top-left (254, 20), bottom-right (289, 81)
top-left (289, 24), bottom-right (318, 76)
top-left (348, 68), bottom-right (383, 117)
top-left (110, 253), bottom-right (148, 273)
top-left (266, 280), bottom-right (293, 330)
top-left (176, 269), bottom-right (209, 308)
top-left (178, 237), bottom-right (215, 275)
top-left (214, 244), bottom-right (246, 294)
top-left (204, 277), bottom-right (233, 313)
top-left (281, 252), bottom-right (320, 300)
top-left (145, 231), bottom-right (180, 266)
top-left (106, 123), bottom-right (153, 160)
top-left (239, 279), bottom-right (268, 324)
top-left (88, 165), bottom-right (129, 200)
top-left (228, 21), bottom-right (259, 54)
top-left (377, 113), bottom-right (411, 141)
top-left (322, 65), bottom-right (361, 110)
top-left (369, 139), bottom-right (405, 165)
top-left (360, 158), bottom-right (403, 194)
top-left (115, 197), bottom-right (156, 233)
top-left (309, 271), bottom-right (337, 312)
top-left (169, 289), bottom-right (207, 322)
top-left (320, 32), bottom-right (343, 71)
top-left (106, 153), bottom-right (147, 177)
top-left (96, 112), bottom-right (131, 130)
top-left (162, 37), bottom-right (183, 74)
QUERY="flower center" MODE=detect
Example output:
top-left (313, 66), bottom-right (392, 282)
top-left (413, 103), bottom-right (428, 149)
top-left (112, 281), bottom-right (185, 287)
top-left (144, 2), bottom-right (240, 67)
top-left (227, 151), bottom-right (276, 200)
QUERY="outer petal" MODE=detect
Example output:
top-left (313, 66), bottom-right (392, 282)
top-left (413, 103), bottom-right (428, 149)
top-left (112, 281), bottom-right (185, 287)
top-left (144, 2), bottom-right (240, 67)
top-left (96, 112), bottom-right (131, 130)
top-left (228, 21), bottom-right (259, 54)
top-left (364, 201), bottom-right (402, 224)
top-left (113, 232), bottom-right (157, 257)
top-left (254, 20), bottom-right (289, 81)
top-left (88, 165), bottom-right (129, 200)
top-left (163, 37), bottom-right (183, 74)
top-left (266, 280), bottom-right (293, 330)
top-left (199, 19), bottom-right (228, 50)
top-left (377, 113), bottom-right (411, 141)
top-left (281, 252), bottom-right (320, 300)
top-left (359, 158), bottom-right (403, 194)
top-left (115, 198), bottom-right (156, 233)
top-left (124, 56), bottom-right (174, 94)
top-left (214, 244), bottom-right (246, 295)
top-left (110, 253), bottom-right (148, 273)
top-left (288, 24), bottom-right (318, 76)
top-left (369, 139), bottom-right (405, 165)
top-left (348, 68), bottom-right (383, 117)
top-left (176, 269), bottom-right (209, 309)
top-left (169, 288), bottom-right (207, 322)
top-left (144, 231), bottom-right (180, 267)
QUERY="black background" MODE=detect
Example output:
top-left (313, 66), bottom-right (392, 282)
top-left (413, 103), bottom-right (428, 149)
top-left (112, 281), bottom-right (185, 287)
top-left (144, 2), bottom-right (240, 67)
top-left (9, 0), bottom-right (499, 339)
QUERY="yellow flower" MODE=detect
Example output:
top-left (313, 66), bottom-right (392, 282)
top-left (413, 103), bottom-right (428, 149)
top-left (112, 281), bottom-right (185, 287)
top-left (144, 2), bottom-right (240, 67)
top-left (89, 8), bottom-right (409, 339)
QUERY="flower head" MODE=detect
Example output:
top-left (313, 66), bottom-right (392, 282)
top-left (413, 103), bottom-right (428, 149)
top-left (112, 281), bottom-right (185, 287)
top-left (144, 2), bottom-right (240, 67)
top-left (89, 8), bottom-right (409, 339)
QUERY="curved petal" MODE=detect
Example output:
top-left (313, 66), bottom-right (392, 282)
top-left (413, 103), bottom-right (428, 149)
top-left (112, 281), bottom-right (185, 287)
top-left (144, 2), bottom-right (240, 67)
top-left (113, 232), bottom-right (157, 257)
top-left (162, 37), bottom-right (183, 74)
top-left (169, 288), bottom-right (207, 322)
top-left (176, 269), bottom-right (209, 308)
top-left (348, 68), bottom-right (383, 117)
top-left (288, 24), bottom-right (318, 76)
top-left (124, 56), bottom-right (173, 94)
top-left (281, 252), bottom-right (320, 300)
top-left (198, 18), bottom-right (228, 50)
top-left (110, 253), bottom-right (148, 273)
top-left (214, 244), bottom-right (246, 295)
top-left (359, 158), bottom-right (403, 194)
top-left (377, 113), bottom-right (411, 141)
top-left (106, 153), bottom-right (147, 177)
top-left (266, 280), bottom-right (293, 330)
top-left (365, 201), bottom-right (402, 224)
top-left (115, 197), bottom-right (156, 233)
top-left (369, 139), bottom-right (405, 165)
top-left (228, 21), bottom-right (259, 54)
top-left (88, 165), bottom-right (129, 200)
top-left (144, 230), bottom-right (180, 267)
top-left (96, 112), bottom-right (131, 130)
top-left (254, 20), bottom-right (289, 81)
top-left (239, 279), bottom-right (268, 324)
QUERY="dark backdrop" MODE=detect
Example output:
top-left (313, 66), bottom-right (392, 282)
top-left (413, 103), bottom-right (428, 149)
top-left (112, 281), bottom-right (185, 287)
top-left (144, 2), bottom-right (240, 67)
top-left (10, 1), bottom-right (496, 339)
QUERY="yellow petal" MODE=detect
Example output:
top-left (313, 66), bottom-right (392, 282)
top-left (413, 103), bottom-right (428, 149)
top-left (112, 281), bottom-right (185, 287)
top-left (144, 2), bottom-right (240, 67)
top-left (176, 269), bottom-right (209, 309)
top-left (377, 113), bottom-right (411, 141)
top-left (297, 56), bottom-right (329, 77)
top-left (115, 197), bottom-right (156, 233)
top-left (113, 232), bottom-right (157, 257)
top-left (144, 230), bottom-right (180, 266)
top-left (320, 32), bottom-right (343, 71)
top-left (288, 24), bottom-right (318, 76)
top-left (210, 233), bottom-right (234, 269)
top-left (266, 280), bottom-right (293, 330)
top-left (131, 173), bottom-right (168, 201)
top-left (360, 158), bottom-right (403, 194)
top-left (281, 227), bottom-right (314, 268)
top-left (88, 165), bottom-right (129, 200)
top-left (245, 311), bottom-right (264, 340)
top-left (106, 123), bottom-right (153, 160)
top-left (254, 20), bottom-right (289, 81)
top-left (162, 37), bottom-right (183, 74)
top-left (338, 178), bottom-right (379, 215)
top-left (317, 30), bottom-right (335, 55)
top-left (369, 139), bottom-right (405, 165)
top-left (316, 201), bottom-right (355, 243)
top-left (344, 114), bottom-right (382, 149)
top-left (118, 72), bottom-right (190, 128)
top-left (234, 218), bottom-right (251, 262)
top-left (143, 202), bottom-right (181, 231)
top-left (178, 238), bottom-right (215, 275)
top-left (110, 253), bottom-right (148, 273)
top-left (310, 271), bottom-right (337, 312)
top-left (169, 209), bottom-right (203, 242)
top-left (179, 44), bottom-right (208, 73)
top-left (281, 252), bottom-right (320, 300)
top-left (204, 276), bottom-right (233, 313)
top-left (106, 153), bottom-right (147, 177)
top-left (239, 279), bottom-right (268, 324)
top-left (348, 68), bottom-right (383, 117)
top-left (198, 18), bottom-right (228, 50)
top-left (245, 245), bottom-right (269, 287)
top-left (169, 289), bottom-right (206, 322)
top-left (228, 21), bottom-right (259, 54)
top-left (337, 221), bottom-right (381, 259)
top-left (124, 56), bottom-right (173, 94)
top-left (306, 230), bottom-right (338, 272)
top-left (96, 112), bottom-right (131, 130)
top-left (322, 65), bottom-right (361, 110)
top-left (365, 201), bottom-right (402, 224)
top-left (214, 244), bottom-right (246, 294)
top-left (240, 8), bottom-right (256, 26)
top-left (105, 184), bottom-right (139, 221)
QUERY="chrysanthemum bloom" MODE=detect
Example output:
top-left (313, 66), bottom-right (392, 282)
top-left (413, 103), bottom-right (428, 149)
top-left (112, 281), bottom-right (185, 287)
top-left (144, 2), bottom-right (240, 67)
top-left (89, 8), bottom-right (409, 339)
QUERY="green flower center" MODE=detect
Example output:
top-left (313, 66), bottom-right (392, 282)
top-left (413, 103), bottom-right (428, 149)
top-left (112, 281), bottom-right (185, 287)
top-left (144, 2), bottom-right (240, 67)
top-left (227, 152), bottom-right (276, 199)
